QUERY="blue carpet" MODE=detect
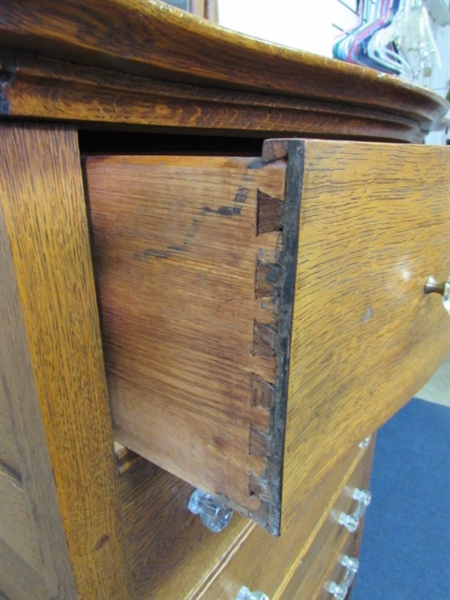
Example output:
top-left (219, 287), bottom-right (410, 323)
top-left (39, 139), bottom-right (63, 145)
top-left (352, 399), bottom-right (450, 600)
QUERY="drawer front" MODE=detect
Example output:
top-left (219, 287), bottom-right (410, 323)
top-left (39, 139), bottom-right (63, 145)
top-left (195, 438), bottom-right (374, 600)
top-left (279, 440), bottom-right (373, 600)
top-left (316, 533), bottom-right (361, 600)
top-left (283, 140), bottom-right (450, 511)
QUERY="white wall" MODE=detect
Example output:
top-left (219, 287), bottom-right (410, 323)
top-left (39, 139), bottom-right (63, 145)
top-left (217, 0), bottom-right (449, 143)
top-left (217, 0), bottom-right (359, 57)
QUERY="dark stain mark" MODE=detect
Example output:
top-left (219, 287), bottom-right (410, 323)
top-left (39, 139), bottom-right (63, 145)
top-left (233, 187), bottom-right (249, 204)
top-left (202, 206), bottom-right (241, 217)
top-left (94, 534), bottom-right (110, 552)
top-left (2, 374), bottom-right (12, 402)
top-left (213, 436), bottom-right (227, 450)
top-left (248, 158), bottom-right (263, 170)
top-left (132, 185), bottom-right (246, 261)
top-left (132, 248), bottom-right (169, 260)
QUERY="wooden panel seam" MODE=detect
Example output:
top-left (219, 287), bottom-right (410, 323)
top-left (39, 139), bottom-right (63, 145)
top-left (233, 140), bottom-right (305, 534)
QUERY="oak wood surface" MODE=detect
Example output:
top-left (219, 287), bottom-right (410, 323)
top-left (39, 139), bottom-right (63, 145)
top-left (283, 140), bottom-right (450, 513)
top-left (0, 164), bottom-right (76, 599)
top-left (86, 140), bottom-right (449, 538)
top-left (0, 0), bottom-right (447, 134)
top-left (198, 441), bottom-right (373, 600)
top-left (0, 538), bottom-right (48, 600)
top-left (85, 154), bottom-right (287, 530)
top-left (0, 53), bottom-right (427, 143)
top-left (0, 124), bottom-right (132, 599)
top-left (119, 456), bottom-right (250, 600)
top-left (117, 437), bottom-right (369, 599)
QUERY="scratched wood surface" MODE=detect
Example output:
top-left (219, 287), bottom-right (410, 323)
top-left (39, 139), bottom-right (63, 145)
top-left (283, 140), bottom-right (450, 514)
top-left (0, 124), bottom-right (132, 599)
top-left (85, 155), bottom-right (287, 531)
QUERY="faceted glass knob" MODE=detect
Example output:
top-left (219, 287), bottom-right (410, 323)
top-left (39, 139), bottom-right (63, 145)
top-left (188, 488), bottom-right (233, 533)
top-left (358, 435), bottom-right (372, 449)
top-left (236, 586), bottom-right (269, 600)
top-left (338, 488), bottom-right (372, 532)
top-left (325, 555), bottom-right (359, 599)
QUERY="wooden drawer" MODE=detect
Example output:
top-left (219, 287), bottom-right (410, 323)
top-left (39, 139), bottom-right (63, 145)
top-left (118, 437), bottom-right (372, 599)
top-left (279, 441), bottom-right (373, 600)
top-left (200, 441), bottom-right (373, 599)
top-left (282, 531), bottom-right (360, 600)
top-left (84, 140), bottom-right (450, 534)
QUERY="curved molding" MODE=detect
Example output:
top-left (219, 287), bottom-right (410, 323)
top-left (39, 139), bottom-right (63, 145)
top-left (1, 0), bottom-right (448, 135)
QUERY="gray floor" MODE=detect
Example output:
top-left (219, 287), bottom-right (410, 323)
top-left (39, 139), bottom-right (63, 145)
top-left (416, 353), bottom-right (450, 407)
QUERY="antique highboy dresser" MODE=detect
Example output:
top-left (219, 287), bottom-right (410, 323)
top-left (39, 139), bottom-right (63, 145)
top-left (1, 1), bottom-right (449, 599)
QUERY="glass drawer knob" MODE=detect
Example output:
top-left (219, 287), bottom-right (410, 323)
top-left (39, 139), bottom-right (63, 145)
top-left (425, 276), bottom-right (450, 315)
top-left (338, 488), bottom-right (372, 532)
top-left (188, 488), bottom-right (233, 533)
top-left (236, 586), bottom-right (269, 600)
top-left (325, 555), bottom-right (359, 600)
top-left (358, 435), bottom-right (371, 449)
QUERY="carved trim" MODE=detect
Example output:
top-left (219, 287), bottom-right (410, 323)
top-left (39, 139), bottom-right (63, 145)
top-left (0, 54), bottom-right (430, 143)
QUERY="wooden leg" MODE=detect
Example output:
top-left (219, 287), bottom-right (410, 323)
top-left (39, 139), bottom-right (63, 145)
top-left (0, 124), bottom-right (132, 599)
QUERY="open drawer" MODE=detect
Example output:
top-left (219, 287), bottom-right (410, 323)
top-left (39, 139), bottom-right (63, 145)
top-left (83, 140), bottom-right (450, 534)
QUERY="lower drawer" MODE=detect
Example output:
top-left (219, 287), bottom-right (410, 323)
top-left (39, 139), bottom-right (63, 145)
top-left (195, 437), bottom-right (374, 600)
top-left (279, 441), bottom-right (374, 600)
top-left (317, 533), bottom-right (360, 600)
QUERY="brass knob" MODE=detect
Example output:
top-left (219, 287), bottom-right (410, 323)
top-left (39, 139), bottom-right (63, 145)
top-left (424, 276), bottom-right (450, 315)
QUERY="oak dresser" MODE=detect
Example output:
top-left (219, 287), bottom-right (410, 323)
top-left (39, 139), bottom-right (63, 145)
top-left (1, 1), bottom-right (449, 599)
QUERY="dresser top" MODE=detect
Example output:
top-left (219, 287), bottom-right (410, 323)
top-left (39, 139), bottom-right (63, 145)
top-left (1, 0), bottom-right (448, 141)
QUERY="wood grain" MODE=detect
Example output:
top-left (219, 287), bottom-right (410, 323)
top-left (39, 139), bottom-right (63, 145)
top-left (84, 154), bottom-right (287, 531)
top-left (0, 124), bottom-right (132, 599)
top-left (117, 436), bottom-right (369, 599)
top-left (199, 439), bottom-right (374, 600)
top-left (0, 467), bottom-right (42, 575)
top-left (0, 0), bottom-right (447, 131)
top-left (0, 538), bottom-right (48, 600)
top-left (0, 376), bottom-right (21, 478)
top-left (0, 169), bottom-right (76, 599)
top-left (119, 457), bottom-right (251, 600)
top-left (283, 140), bottom-right (450, 513)
top-left (279, 441), bottom-right (374, 600)
top-left (0, 53), bottom-right (427, 143)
